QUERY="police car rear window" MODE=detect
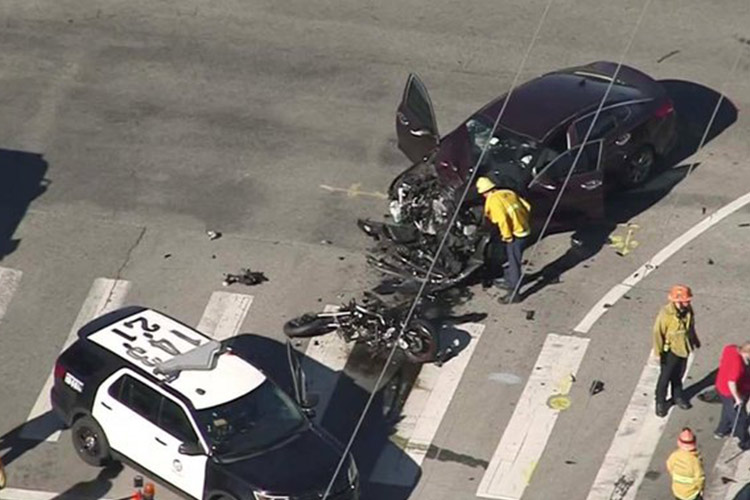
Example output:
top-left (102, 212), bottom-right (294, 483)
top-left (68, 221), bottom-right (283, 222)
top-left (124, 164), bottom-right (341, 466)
top-left (110, 375), bottom-right (161, 424)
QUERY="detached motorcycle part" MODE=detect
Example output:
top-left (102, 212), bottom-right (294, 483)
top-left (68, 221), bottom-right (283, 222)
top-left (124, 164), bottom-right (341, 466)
top-left (357, 219), bottom-right (419, 244)
top-left (401, 319), bottom-right (439, 363)
top-left (283, 314), bottom-right (338, 338)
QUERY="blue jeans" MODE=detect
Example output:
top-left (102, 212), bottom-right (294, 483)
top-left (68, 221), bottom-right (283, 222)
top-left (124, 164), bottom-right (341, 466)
top-left (504, 237), bottom-right (527, 290)
top-left (716, 394), bottom-right (749, 443)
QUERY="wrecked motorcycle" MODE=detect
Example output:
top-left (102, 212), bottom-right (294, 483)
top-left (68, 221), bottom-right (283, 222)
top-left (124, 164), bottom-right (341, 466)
top-left (283, 295), bottom-right (439, 364)
top-left (358, 161), bottom-right (508, 291)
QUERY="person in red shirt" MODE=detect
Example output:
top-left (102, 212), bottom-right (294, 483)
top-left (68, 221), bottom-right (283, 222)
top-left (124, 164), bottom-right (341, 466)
top-left (714, 342), bottom-right (750, 447)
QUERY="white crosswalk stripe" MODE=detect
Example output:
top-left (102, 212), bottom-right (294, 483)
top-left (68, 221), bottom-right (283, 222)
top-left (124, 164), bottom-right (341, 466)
top-left (705, 435), bottom-right (750, 499)
top-left (197, 291), bottom-right (254, 340)
top-left (586, 354), bottom-right (694, 500)
top-left (302, 305), bottom-right (353, 423)
top-left (370, 321), bottom-right (484, 486)
top-left (477, 333), bottom-right (589, 500)
top-left (0, 266), bottom-right (22, 324)
top-left (20, 278), bottom-right (131, 441)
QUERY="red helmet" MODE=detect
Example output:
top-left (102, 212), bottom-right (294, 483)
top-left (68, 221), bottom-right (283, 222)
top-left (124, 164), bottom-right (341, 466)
top-left (677, 427), bottom-right (696, 451)
top-left (668, 285), bottom-right (692, 303)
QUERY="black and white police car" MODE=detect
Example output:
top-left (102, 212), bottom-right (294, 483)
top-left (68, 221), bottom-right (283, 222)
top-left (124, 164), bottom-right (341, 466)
top-left (51, 306), bottom-right (360, 500)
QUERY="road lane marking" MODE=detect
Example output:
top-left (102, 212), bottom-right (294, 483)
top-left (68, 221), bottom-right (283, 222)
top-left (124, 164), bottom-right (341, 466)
top-left (704, 436), bottom-right (750, 500)
top-left (370, 322), bottom-right (484, 486)
top-left (477, 334), bottom-right (589, 500)
top-left (574, 191), bottom-right (750, 335)
top-left (319, 184), bottom-right (388, 199)
top-left (0, 267), bottom-right (22, 324)
top-left (579, 191), bottom-right (750, 498)
top-left (21, 278), bottom-right (131, 441)
top-left (196, 291), bottom-right (253, 340)
top-left (586, 354), bottom-right (694, 500)
top-left (302, 305), bottom-right (353, 423)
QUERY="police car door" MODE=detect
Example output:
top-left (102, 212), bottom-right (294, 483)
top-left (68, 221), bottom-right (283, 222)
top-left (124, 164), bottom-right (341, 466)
top-left (154, 395), bottom-right (208, 500)
top-left (93, 371), bottom-right (207, 499)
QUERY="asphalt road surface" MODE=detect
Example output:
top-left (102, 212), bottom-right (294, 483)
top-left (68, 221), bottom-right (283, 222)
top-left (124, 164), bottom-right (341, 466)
top-left (1, 1), bottom-right (750, 500)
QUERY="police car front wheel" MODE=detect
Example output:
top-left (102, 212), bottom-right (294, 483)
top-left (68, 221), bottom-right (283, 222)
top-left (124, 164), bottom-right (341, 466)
top-left (71, 416), bottom-right (112, 467)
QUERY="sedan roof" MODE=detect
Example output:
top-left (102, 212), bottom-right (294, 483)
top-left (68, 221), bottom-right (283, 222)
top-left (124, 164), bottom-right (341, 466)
top-left (480, 62), bottom-right (656, 142)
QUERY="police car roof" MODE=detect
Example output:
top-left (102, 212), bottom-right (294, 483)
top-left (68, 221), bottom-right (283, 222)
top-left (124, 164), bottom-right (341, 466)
top-left (82, 307), bottom-right (266, 410)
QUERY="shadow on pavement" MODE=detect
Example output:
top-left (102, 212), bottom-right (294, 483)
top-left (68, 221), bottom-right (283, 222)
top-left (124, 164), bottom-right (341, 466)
top-left (683, 368), bottom-right (718, 403)
top-left (733, 483), bottom-right (750, 500)
top-left (520, 80), bottom-right (739, 300)
top-left (0, 411), bottom-right (59, 467)
top-left (227, 325), bottom-right (479, 500)
top-left (47, 462), bottom-right (124, 500)
top-left (226, 334), bottom-right (419, 500)
top-left (0, 148), bottom-right (50, 260)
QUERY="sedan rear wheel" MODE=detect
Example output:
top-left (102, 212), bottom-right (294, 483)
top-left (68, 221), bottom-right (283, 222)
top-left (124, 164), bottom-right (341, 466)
top-left (622, 145), bottom-right (655, 189)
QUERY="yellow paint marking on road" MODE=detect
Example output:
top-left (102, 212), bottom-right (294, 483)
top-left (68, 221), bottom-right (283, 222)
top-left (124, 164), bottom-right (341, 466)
top-left (546, 373), bottom-right (575, 411)
top-left (609, 223), bottom-right (640, 256)
top-left (320, 184), bottom-right (388, 199)
top-left (523, 460), bottom-right (538, 485)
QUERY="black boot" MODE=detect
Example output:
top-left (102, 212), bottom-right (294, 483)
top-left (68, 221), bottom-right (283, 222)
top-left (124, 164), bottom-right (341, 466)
top-left (676, 399), bottom-right (692, 410)
top-left (655, 402), bottom-right (668, 417)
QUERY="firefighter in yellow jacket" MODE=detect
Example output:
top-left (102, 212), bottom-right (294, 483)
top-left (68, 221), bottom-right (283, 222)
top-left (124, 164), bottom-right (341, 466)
top-left (476, 176), bottom-right (531, 303)
top-left (652, 285), bottom-right (700, 417)
top-left (667, 428), bottom-right (704, 500)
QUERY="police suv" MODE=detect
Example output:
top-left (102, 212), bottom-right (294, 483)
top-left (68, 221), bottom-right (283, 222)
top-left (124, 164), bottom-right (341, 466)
top-left (51, 306), bottom-right (359, 500)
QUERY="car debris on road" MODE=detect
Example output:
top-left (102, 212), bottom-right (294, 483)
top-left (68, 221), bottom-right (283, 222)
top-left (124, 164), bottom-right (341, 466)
top-left (222, 268), bottom-right (268, 287)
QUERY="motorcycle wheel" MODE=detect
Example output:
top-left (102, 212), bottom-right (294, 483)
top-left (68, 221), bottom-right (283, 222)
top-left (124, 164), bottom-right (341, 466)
top-left (402, 319), bottom-right (438, 363)
top-left (283, 314), bottom-right (337, 338)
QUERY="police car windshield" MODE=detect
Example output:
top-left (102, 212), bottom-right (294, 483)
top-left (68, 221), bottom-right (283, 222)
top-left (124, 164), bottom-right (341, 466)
top-left (196, 380), bottom-right (307, 458)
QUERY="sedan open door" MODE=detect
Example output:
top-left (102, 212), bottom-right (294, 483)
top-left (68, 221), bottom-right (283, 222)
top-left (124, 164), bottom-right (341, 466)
top-left (528, 140), bottom-right (605, 231)
top-left (396, 73), bottom-right (439, 164)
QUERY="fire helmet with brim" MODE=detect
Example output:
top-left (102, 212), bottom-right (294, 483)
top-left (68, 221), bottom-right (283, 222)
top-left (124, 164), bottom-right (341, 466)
top-left (476, 176), bottom-right (496, 194)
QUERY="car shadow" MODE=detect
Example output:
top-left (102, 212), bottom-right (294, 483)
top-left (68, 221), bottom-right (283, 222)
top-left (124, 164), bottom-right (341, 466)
top-left (227, 327), bottom-right (480, 500)
top-left (519, 80), bottom-right (739, 300)
top-left (658, 79), bottom-right (739, 168)
top-left (0, 148), bottom-right (50, 260)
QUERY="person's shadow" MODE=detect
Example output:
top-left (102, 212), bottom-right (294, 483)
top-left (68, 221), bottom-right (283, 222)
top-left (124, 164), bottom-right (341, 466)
top-left (0, 411), bottom-right (60, 468)
top-left (519, 79), bottom-right (739, 300)
top-left (0, 148), bottom-right (50, 260)
top-left (47, 462), bottom-right (124, 500)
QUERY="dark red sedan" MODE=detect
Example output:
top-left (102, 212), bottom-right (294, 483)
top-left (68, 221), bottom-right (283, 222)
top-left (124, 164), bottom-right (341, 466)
top-left (360, 62), bottom-right (678, 288)
top-left (393, 61), bottom-right (678, 228)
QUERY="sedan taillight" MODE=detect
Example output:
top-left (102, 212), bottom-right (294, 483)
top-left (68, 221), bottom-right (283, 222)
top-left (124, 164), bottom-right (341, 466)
top-left (654, 99), bottom-right (674, 118)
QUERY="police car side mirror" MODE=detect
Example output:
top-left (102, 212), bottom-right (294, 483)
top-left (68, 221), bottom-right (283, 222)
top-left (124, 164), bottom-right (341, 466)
top-left (178, 442), bottom-right (204, 456)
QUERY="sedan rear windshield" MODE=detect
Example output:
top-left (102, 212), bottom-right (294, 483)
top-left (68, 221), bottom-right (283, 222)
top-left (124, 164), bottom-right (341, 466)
top-left (196, 380), bottom-right (307, 458)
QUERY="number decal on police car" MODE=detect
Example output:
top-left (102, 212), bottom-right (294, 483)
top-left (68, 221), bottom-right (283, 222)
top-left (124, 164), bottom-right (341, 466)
top-left (111, 316), bottom-right (207, 374)
top-left (124, 344), bottom-right (164, 367)
top-left (169, 328), bottom-right (201, 347)
top-left (123, 316), bottom-right (161, 333)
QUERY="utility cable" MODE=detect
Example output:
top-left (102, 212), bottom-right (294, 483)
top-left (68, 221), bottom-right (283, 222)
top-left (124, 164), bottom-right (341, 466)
top-left (509, 0), bottom-right (654, 304)
top-left (321, 0), bottom-right (557, 496)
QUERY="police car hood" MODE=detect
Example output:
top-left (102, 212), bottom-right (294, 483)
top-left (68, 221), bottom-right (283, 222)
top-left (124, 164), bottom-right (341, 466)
top-left (220, 424), bottom-right (349, 494)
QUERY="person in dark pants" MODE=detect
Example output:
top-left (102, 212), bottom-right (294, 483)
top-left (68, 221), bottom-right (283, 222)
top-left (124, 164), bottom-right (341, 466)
top-left (476, 176), bottom-right (531, 304)
top-left (652, 285), bottom-right (700, 417)
top-left (714, 342), bottom-right (750, 448)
